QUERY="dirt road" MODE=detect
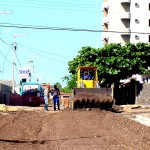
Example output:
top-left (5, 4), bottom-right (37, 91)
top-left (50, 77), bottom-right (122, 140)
top-left (0, 107), bottom-right (150, 150)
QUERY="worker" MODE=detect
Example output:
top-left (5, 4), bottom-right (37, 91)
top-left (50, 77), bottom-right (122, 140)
top-left (82, 71), bottom-right (92, 80)
top-left (44, 85), bottom-right (51, 111)
top-left (52, 84), bottom-right (60, 111)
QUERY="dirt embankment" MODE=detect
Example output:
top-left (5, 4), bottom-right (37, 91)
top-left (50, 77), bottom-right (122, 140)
top-left (74, 92), bottom-right (114, 110)
top-left (0, 108), bottom-right (150, 150)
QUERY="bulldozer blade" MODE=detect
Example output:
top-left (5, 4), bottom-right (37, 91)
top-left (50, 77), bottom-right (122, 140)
top-left (71, 88), bottom-right (114, 110)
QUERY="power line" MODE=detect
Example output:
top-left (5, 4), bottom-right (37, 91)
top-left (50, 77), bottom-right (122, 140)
top-left (0, 1), bottom-right (99, 12)
top-left (0, 23), bottom-right (150, 34)
top-left (0, 37), bottom-right (12, 45)
top-left (0, 48), bottom-right (12, 63)
top-left (25, 0), bottom-right (98, 7)
top-left (15, 50), bottom-right (22, 68)
top-left (17, 43), bottom-right (68, 64)
top-left (0, 45), bottom-right (12, 73)
top-left (0, 36), bottom-right (68, 73)
top-left (18, 43), bottom-right (71, 59)
top-left (2, 0), bottom-right (98, 8)
top-left (14, 62), bottom-right (19, 75)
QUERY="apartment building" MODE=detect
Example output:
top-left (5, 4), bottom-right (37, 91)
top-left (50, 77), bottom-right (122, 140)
top-left (102, 0), bottom-right (150, 45)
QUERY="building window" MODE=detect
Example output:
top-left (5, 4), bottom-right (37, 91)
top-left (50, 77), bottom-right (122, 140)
top-left (135, 3), bottom-right (139, 8)
top-left (104, 38), bottom-right (109, 45)
top-left (135, 19), bottom-right (140, 24)
top-left (135, 35), bottom-right (140, 40)
top-left (104, 9), bottom-right (108, 16)
top-left (104, 23), bottom-right (108, 30)
top-left (149, 3), bottom-right (150, 10)
top-left (149, 35), bottom-right (150, 42)
top-left (149, 19), bottom-right (150, 26)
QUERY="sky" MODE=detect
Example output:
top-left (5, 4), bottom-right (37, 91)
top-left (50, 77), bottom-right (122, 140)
top-left (0, 0), bottom-right (104, 87)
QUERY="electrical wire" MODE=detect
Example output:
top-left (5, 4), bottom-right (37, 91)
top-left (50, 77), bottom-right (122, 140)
top-left (17, 43), bottom-right (68, 64)
top-left (0, 36), bottom-right (68, 76)
top-left (0, 37), bottom-right (12, 45)
top-left (14, 62), bottom-right (19, 74)
top-left (0, 1), bottom-right (99, 12)
top-left (0, 37), bottom-right (12, 73)
top-left (24, 0), bottom-right (98, 7)
top-left (2, 0), bottom-right (98, 8)
top-left (0, 47), bottom-right (12, 63)
top-left (0, 45), bottom-right (12, 73)
top-left (14, 47), bottom-right (22, 68)
top-left (0, 23), bottom-right (150, 34)
top-left (18, 43), bottom-right (71, 59)
top-left (0, 22), bottom-right (100, 32)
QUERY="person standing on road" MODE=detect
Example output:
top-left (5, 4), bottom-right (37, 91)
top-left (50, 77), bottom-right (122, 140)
top-left (44, 85), bottom-right (51, 111)
top-left (52, 84), bottom-right (60, 111)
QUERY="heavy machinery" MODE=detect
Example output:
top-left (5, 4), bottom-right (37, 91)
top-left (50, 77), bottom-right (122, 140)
top-left (71, 66), bottom-right (114, 110)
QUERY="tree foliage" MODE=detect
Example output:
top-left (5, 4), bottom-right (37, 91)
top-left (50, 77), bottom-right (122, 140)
top-left (67, 43), bottom-right (150, 87)
top-left (53, 82), bottom-right (62, 89)
top-left (61, 74), bottom-right (76, 90)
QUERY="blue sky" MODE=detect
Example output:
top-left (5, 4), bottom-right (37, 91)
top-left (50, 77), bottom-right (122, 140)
top-left (0, 0), bottom-right (103, 87)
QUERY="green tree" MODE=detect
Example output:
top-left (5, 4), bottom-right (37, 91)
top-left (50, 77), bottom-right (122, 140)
top-left (68, 46), bottom-right (97, 74)
top-left (67, 43), bottom-right (150, 87)
top-left (61, 74), bottom-right (76, 92)
top-left (53, 82), bottom-right (62, 89)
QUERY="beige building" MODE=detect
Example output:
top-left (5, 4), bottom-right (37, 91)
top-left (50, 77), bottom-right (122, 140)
top-left (101, 0), bottom-right (150, 83)
top-left (102, 0), bottom-right (150, 45)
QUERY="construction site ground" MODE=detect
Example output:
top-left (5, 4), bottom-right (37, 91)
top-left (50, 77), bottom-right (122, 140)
top-left (0, 104), bottom-right (150, 150)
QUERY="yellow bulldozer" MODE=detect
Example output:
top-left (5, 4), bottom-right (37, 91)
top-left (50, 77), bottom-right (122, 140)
top-left (70, 66), bottom-right (114, 110)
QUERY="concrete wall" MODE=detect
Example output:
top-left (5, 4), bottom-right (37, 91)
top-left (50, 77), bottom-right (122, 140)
top-left (0, 80), bottom-right (12, 92)
top-left (0, 92), bottom-right (10, 105)
top-left (136, 83), bottom-right (150, 105)
top-left (0, 80), bottom-right (13, 105)
top-left (0, 81), bottom-right (12, 105)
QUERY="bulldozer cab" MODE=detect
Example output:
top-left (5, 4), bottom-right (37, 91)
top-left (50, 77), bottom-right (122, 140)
top-left (77, 66), bottom-right (99, 88)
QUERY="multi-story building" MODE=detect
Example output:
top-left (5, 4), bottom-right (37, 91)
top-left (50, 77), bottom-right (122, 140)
top-left (102, 0), bottom-right (150, 45)
top-left (101, 1), bottom-right (150, 105)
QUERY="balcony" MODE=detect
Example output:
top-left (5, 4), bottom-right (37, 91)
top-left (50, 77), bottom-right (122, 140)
top-left (121, 0), bottom-right (130, 3)
top-left (120, 28), bottom-right (131, 35)
top-left (101, 32), bottom-right (109, 40)
top-left (120, 12), bottom-right (131, 19)
top-left (102, 17), bottom-right (109, 25)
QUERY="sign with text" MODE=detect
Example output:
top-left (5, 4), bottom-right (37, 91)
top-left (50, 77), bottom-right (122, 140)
top-left (18, 67), bottom-right (31, 79)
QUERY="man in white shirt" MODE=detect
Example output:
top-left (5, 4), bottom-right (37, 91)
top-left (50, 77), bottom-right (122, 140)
top-left (44, 85), bottom-right (51, 111)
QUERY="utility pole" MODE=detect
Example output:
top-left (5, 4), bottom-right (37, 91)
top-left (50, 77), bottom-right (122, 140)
top-left (28, 57), bottom-right (33, 82)
top-left (12, 42), bottom-right (16, 93)
top-left (12, 34), bottom-right (29, 93)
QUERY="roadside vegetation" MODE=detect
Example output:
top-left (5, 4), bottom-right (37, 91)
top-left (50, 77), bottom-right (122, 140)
top-left (62, 42), bottom-right (150, 92)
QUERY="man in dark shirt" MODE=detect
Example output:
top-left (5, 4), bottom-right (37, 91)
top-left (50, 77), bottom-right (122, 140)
top-left (52, 85), bottom-right (60, 111)
top-left (82, 71), bottom-right (92, 80)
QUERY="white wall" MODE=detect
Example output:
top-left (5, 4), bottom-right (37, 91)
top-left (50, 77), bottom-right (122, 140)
top-left (130, 0), bottom-right (150, 43)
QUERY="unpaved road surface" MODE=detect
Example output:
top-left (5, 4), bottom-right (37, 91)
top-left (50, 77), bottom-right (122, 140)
top-left (0, 108), bottom-right (150, 150)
